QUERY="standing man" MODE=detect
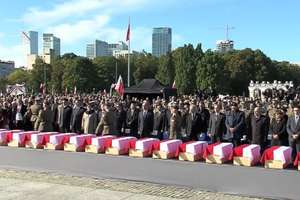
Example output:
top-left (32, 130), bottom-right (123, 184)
top-left (30, 98), bottom-right (42, 130)
top-left (71, 99), bottom-right (86, 133)
top-left (286, 105), bottom-right (300, 159)
top-left (208, 104), bottom-right (226, 143)
top-left (126, 102), bottom-right (139, 138)
top-left (153, 100), bottom-right (164, 139)
top-left (35, 101), bottom-right (54, 132)
top-left (186, 103), bottom-right (201, 141)
top-left (115, 103), bottom-right (126, 136)
top-left (198, 101), bottom-right (210, 139)
top-left (58, 98), bottom-right (72, 133)
top-left (248, 107), bottom-right (269, 151)
top-left (138, 100), bottom-right (154, 138)
top-left (225, 102), bottom-right (246, 146)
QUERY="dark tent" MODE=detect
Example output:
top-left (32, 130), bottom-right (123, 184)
top-left (125, 79), bottom-right (176, 99)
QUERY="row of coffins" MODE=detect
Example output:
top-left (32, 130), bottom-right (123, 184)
top-left (0, 130), bottom-right (299, 170)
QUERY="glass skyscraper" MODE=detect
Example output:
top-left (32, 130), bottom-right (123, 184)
top-left (43, 33), bottom-right (61, 56)
top-left (28, 31), bottom-right (38, 55)
top-left (152, 27), bottom-right (172, 57)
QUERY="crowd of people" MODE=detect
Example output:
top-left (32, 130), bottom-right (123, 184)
top-left (0, 92), bottom-right (300, 159)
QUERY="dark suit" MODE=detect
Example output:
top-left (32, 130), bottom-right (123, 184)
top-left (138, 110), bottom-right (154, 138)
top-left (249, 115), bottom-right (268, 150)
top-left (187, 112), bottom-right (201, 141)
top-left (58, 105), bottom-right (72, 133)
top-left (71, 106), bottom-right (86, 133)
top-left (208, 112), bottom-right (226, 143)
top-left (153, 109), bottom-right (164, 139)
top-left (198, 108), bottom-right (210, 133)
top-left (126, 109), bottom-right (139, 137)
top-left (286, 115), bottom-right (300, 158)
top-left (225, 110), bottom-right (246, 146)
top-left (269, 119), bottom-right (288, 146)
top-left (115, 110), bottom-right (126, 136)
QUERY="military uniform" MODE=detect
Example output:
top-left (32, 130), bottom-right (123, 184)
top-left (30, 104), bottom-right (42, 130)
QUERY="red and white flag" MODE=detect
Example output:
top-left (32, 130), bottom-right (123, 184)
top-left (115, 75), bottom-right (125, 96)
top-left (126, 20), bottom-right (130, 42)
top-left (40, 83), bottom-right (46, 95)
top-left (74, 86), bottom-right (77, 95)
top-left (172, 80), bottom-right (176, 89)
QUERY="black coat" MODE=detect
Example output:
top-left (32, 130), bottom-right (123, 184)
top-left (187, 113), bottom-right (202, 141)
top-left (249, 115), bottom-right (269, 146)
top-left (198, 108), bottom-right (210, 133)
top-left (269, 118), bottom-right (288, 146)
top-left (138, 110), bottom-right (154, 138)
top-left (126, 109), bottom-right (139, 134)
top-left (208, 112), bottom-right (226, 142)
top-left (115, 110), bottom-right (126, 134)
top-left (71, 107), bottom-right (86, 133)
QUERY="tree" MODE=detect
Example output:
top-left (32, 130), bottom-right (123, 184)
top-left (93, 56), bottom-right (119, 90)
top-left (7, 69), bottom-right (30, 85)
top-left (133, 54), bottom-right (158, 85)
top-left (196, 50), bottom-right (228, 93)
top-left (63, 56), bottom-right (97, 93)
top-left (29, 58), bottom-right (52, 92)
top-left (156, 53), bottom-right (175, 86)
top-left (50, 58), bottom-right (64, 94)
top-left (173, 44), bottom-right (202, 94)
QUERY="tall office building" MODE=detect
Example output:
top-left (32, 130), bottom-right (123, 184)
top-left (26, 31), bottom-right (38, 55)
top-left (86, 40), bottom-right (128, 59)
top-left (43, 33), bottom-right (61, 56)
top-left (152, 27), bottom-right (172, 57)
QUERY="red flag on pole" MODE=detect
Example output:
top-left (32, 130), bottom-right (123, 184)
top-left (126, 20), bottom-right (130, 42)
top-left (115, 75), bottom-right (125, 96)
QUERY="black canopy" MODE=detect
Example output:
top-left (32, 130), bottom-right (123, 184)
top-left (125, 79), bottom-right (176, 98)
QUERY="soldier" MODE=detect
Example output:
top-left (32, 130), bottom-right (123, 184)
top-left (96, 103), bottom-right (115, 136)
top-left (169, 103), bottom-right (181, 139)
top-left (35, 101), bottom-right (54, 132)
top-left (30, 98), bottom-right (42, 130)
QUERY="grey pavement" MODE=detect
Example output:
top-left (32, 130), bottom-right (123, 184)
top-left (0, 146), bottom-right (299, 199)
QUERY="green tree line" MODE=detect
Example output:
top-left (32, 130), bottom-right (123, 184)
top-left (4, 44), bottom-right (300, 95)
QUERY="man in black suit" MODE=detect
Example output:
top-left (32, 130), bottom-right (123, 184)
top-left (70, 99), bottom-right (85, 134)
top-left (115, 103), bottom-right (126, 136)
top-left (58, 98), bottom-right (72, 133)
top-left (126, 102), bottom-right (139, 137)
top-left (208, 103), bottom-right (226, 143)
top-left (248, 106), bottom-right (269, 151)
top-left (187, 104), bottom-right (201, 141)
top-left (138, 100), bottom-right (154, 138)
top-left (287, 105), bottom-right (300, 159)
top-left (225, 102), bottom-right (246, 147)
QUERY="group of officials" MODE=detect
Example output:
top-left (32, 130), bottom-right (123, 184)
top-left (0, 94), bottom-right (300, 159)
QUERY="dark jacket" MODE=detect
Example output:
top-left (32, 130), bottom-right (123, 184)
top-left (249, 115), bottom-right (269, 146)
top-left (269, 118), bottom-right (288, 146)
top-left (225, 110), bottom-right (246, 140)
top-left (115, 109), bottom-right (126, 135)
top-left (138, 110), bottom-right (154, 138)
top-left (126, 109), bottom-right (139, 135)
top-left (186, 112), bottom-right (201, 141)
top-left (208, 112), bottom-right (226, 142)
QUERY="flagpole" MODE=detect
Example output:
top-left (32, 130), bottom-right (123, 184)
top-left (127, 17), bottom-right (131, 87)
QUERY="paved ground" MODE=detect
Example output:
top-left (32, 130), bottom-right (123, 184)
top-left (0, 146), bottom-right (298, 199)
top-left (0, 170), bottom-right (261, 200)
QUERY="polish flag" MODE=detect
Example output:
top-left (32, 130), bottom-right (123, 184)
top-left (115, 76), bottom-right (125, 96)
top-left (126, 20), bottom-right (130, 42)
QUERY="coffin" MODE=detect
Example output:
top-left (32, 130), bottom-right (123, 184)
top-left (8, 131), bottom-right (39, 147)
top-left (178, 141), bottom-right (208, 162)
top-left (152, 139), bottom-right (182, 159)
top-left (0, 130), bottom-right (22, 146)
top-left (26, 132), bottom-right (58, 149)
top-left (85, 135), bottom-right (116, 153)
top-left (129, 138), bottom-right (160, 157)
top-left (105, 137), bottom-right (137, 155)
top-left (64, 134), bottom-right (94, 152)
top-left (232, 144), bottom-right (261, 166)
top-left (44, 133), bottom-right (76, 150)
top-left (204, 143), bottom-right (233, 164)
top-left (261, 146), bottom-right (292, 169)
